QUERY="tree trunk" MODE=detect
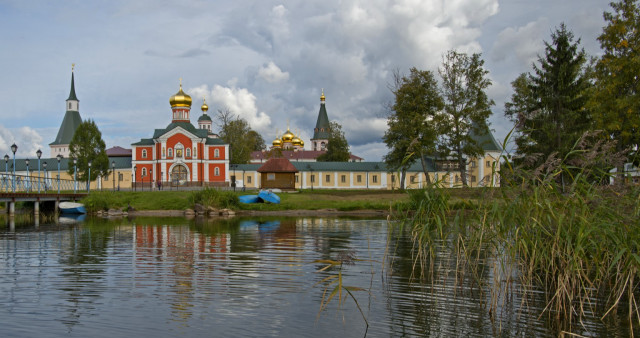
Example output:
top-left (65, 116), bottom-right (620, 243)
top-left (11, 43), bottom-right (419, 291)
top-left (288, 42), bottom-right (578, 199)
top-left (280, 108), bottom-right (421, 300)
top-left (420, 154), bottom-right (432, 186)
top-left (400, 168), bottom-right (407, 190)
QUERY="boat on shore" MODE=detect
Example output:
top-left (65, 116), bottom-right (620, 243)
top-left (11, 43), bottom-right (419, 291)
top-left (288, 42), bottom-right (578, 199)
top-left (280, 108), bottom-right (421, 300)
top-left (258, 190), bottom-right (280, 204)
top-left (59, 201), bottom-right (87, 214)
top-left (239, 195), bottom-right (261, 204)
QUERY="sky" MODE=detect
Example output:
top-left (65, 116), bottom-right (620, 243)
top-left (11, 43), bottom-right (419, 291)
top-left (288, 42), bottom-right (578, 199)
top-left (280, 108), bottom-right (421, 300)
top-left (0, 0), bottom-right (611, 161)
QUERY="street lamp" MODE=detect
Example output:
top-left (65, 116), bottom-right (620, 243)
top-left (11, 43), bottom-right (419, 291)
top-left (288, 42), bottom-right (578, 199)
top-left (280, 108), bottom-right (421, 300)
top-left (43, 162), bottom-right (47, 192)
top-left (133, 166), bottom-right (137, 192)
top-left (87, 161), bottom-right (92, 192)
top-left (3, 154), bottom-right (8, 191)
top-left (36, 149), bottom-right (42, 193)
top-left (73, 158), bottom-right (77, 194)
top-left (150, 168), bottom-right (153, 190)
top-left (57, 155), bottom-right (62, 194)
top-left (11, 143), bottom-right (17, 192)
top-left (112, 161), bottom-right (115, 191)
top-left (25, 158), bottom-right (30, 191)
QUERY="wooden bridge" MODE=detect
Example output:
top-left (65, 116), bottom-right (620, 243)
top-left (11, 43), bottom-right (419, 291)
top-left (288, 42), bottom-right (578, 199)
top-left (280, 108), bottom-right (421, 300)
top-left (1, 173), bottom-right (88, 216)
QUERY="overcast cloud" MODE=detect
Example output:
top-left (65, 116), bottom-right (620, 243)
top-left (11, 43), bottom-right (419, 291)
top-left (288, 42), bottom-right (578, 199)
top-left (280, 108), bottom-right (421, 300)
top-left (0, 0), bottom-right (610, 160)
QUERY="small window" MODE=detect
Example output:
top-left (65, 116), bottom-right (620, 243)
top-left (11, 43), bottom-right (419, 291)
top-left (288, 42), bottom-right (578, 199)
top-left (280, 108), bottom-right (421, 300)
top-left (214, 149), bottom-right (220, 158)
top-left (341, 175), bottom-right (346, 183)
top-left (411, 175), bottom-right (417, 183)
top-left (372, 175), bottom-right (378, 183)
top-left (311, 175), bottom-right (315, 183)
top-left (142, 168), bottom-right (147, 176)
top-left (325, 174), bottom-right (330, 183)
top-left (142, 149), bottom-right (147, 158)
top-left (168, 148), bottom-right (173, 157)
top-left (119, 173), bottom-right (123, 181)
top-left (471, 161), bottom-right (476, 168)
top-left (268, 173), bottom-right (275, 181)
top-left (471, 175), bottom-right (476, 183)
top-left (357, 175), bottom-right (362, 183)
top-left (186, 148), bottom-right (191, 157)
top-left (486, 161), bottom-right (491, 168)
top-left (214, 167), bottom-right (220, 176)
top-left (295, 175), bottom-right (299, 183)
top-left (247, 176), bottom-right (252, 184)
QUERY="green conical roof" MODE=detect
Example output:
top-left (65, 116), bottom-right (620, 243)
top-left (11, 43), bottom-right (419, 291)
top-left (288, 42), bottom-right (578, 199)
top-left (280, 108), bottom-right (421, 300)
top-left (49, 110), bottom-right (82, 145)
top-left (312, 98), bottom-right (330, 140)
top-left (67, 71), bottom-right (78, 101)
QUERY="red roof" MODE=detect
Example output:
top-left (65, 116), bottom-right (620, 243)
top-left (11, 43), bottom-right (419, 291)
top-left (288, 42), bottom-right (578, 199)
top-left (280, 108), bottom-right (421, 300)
top-left (251, 150), bottom-right (363, 162)
top-left (257, 158), bottom-right (299, 173)
top-left (106, 146), bottom-right (132, 157)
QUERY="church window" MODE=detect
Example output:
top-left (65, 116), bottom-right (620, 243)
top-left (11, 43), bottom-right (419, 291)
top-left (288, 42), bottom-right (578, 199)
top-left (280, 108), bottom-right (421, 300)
top-left (68, 102), bottom-right (71, 110)
top-left (168, 148), bottom-right (173, 157)
top-left (186, 148), bottom-right (191, 157)
top-left (214, 149), bottom-right (219, 158)
top-left (142, 149), bottom-right (147, 158)
top-left (321, 142), bottom-right (326, 150)
top-left (142, 168), bottom-right (147, 176)
top-left (214, 167), bottom-right (220, 176)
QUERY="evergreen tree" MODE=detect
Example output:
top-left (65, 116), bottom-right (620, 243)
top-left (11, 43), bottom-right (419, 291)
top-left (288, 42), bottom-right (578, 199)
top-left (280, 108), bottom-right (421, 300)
top-left (68, 119), bottom-right (109, 181)
top-left (439, 50), bottom-right (494, 187)
top-left (505, 24), bottom-right (591, 169)
top-left (317, 121), bottom-right (350, 162)
top-left (383, 68), bottom-right (444, 186)
top-left (592, 0), bottom-right (640, 163)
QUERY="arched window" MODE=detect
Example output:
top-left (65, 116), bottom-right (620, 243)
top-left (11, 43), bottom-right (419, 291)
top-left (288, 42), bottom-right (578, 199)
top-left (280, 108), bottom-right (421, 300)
top-left (186, 148), bottom-right (191, 157)
top-left (214, 167), bottom-right (220, 176)
top-left (142, 168), bottom-right (147, 176)
top-left (214, 149), bottom-right (220, 158)
top-left (142, 149), bottom-right (147, 158)
top-left (168, 148), bottom-right (173, 157)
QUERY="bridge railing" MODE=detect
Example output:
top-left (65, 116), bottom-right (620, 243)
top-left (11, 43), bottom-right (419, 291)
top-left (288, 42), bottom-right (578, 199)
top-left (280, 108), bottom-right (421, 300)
top-left (0, 173), bottom-right (81, 193)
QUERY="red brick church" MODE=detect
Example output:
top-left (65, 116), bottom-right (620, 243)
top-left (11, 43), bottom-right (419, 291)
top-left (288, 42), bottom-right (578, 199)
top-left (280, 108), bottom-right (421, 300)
top-left (131, 82), bottom-right (229, 187)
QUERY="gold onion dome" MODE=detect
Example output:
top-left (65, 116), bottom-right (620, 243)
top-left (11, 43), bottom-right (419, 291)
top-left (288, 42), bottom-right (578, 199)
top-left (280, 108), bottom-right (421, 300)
top-left (170, 83), bottom-right (192, 108)
top-left (282, 129), bottom-right (295, 142)
top-left (272, 138), bottom-right (283, 147)
top-left (201, 98), bottom-right (209, 112)
top-left (292, 135), bottom-right (302, 146)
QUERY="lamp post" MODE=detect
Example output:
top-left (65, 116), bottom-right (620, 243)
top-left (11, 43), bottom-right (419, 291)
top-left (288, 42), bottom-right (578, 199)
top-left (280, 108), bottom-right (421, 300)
top-left (73, 158), bottom-right (77, 194)
top-left (112, 161), bottom-right (115, 191)
top-left (150, 168), bottom-right (153, 191)
top-left (25, 158), bottom-right (30, 191)
top-left (87, 161), bottom-right (92, 192)
top-left (43, 162), bottom-right (47, 192)
top-left (133, 166), bottom-right (137, 192)
top-left (57, 155), bottom-right (62, 194)
top-left (36, 149), bottom-right (42, 193)
top-left (3, 154), bottom-right (8, 191)
top-left (11, 143), bottom-right (17, 192)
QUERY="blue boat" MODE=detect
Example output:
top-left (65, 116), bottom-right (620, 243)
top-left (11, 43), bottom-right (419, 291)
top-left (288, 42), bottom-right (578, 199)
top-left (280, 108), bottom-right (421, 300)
top-left (59, 201), bottom-right (87, 214)
top-left (258, 190), bottom-right (280, 204)
top-left (239, 195), bottom-right (261, 204)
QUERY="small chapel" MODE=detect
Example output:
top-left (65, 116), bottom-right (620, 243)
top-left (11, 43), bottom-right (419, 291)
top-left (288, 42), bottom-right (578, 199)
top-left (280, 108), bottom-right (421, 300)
top-left (131, 82), bottom-right (229, 187)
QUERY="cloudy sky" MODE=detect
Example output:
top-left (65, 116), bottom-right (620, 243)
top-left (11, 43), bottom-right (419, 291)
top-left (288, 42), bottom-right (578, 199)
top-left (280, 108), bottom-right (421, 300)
top-left (0, 0), bottom-right (610, 161)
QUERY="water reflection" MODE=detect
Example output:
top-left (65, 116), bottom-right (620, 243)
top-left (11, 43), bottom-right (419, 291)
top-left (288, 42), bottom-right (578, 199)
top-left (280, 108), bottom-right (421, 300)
top-left (0, 215), bottom-right (635, 337)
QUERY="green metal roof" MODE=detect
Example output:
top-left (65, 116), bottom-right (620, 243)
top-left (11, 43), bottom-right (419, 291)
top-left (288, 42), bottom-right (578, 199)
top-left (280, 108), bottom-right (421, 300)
top-left (7, 156), bottom-right (131, 172)
top-left (67, 71), bottom-right (78, 102)
top-left (470, 123), bottom-right (502, 152)
top-left (312, 102), bottom-right (331, 140)
top-left (236, 161), bottom-right (436, 173)
top-left (198, 113), bottom-right (212, 122)
top-left (131, 138), bottom-right (154, 146)
top-left (132, 122), bottom-right (225, 146)
top-left (49, 110), bottom-right (82, 145)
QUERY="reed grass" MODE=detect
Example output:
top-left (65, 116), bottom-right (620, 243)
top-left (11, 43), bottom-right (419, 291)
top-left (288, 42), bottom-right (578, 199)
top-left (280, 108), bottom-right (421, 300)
top-left (390, 132), bottom-right (640, 335)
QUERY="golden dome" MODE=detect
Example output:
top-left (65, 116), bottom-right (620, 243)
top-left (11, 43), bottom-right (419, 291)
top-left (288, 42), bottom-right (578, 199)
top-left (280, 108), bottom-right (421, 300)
top-left (282, 128), bottom-right (295, 142)
top-left (201, 97), bottom-right (208, 112)
top-left (292, 135), bottom-right (302, 146)
top-left (320, 88), bottom-right (325, 102)
top-left (272, 138), bottom-right (282, 147)
top-left (170, 83), bottom-right (192, 108)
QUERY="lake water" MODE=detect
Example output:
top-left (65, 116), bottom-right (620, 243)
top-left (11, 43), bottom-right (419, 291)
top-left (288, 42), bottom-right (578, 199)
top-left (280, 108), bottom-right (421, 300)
top-left (0, 216), bottom-right (633, 337)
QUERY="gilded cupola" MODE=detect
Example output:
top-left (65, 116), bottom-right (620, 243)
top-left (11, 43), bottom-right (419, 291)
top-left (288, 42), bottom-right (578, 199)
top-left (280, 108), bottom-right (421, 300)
top-left (282, 128), bottom-right (295, 142)
top-left (170, 83), bottom-right (192, 108)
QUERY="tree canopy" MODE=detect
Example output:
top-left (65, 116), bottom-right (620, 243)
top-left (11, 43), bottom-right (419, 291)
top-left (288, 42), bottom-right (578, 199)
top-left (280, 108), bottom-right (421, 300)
top-left (383, 68), bottom-right (443, 187)
top-left (216, 108), bottom-right (263, 164)
top-left (592, 0), bottom-right (640, 162)
top-left (68, 119), bottom-right (109, 181)
top-left (317, 121), bottom-right (351, 162)
top-left (438, 50), bottom-right (494, 187)
top-left (504, 24), bottom-right (591, 169)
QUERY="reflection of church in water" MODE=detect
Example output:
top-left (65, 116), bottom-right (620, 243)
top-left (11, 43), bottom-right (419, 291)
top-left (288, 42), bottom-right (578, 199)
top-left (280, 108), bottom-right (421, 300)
top-left (132, 82), bottom-right (230, 186)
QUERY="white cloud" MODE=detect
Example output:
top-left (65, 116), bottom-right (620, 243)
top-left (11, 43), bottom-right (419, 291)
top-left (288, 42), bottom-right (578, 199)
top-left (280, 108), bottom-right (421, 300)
top-left (210, 84), bottom-right (272, 133)
top-left (491, 19), bottom-right (547, 67)
top-left (257, 62), bottom-right (289, 83)
top-left (0, 125), bottom-right (44, 158)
